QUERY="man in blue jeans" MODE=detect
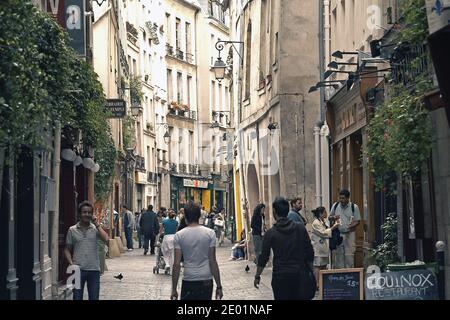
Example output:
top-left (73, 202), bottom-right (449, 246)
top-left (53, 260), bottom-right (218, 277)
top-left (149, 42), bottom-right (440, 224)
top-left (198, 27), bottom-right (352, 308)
top-left (65, 201), bottom-right (109, 300)
top-left (121, 205), bottom-right (134, 250)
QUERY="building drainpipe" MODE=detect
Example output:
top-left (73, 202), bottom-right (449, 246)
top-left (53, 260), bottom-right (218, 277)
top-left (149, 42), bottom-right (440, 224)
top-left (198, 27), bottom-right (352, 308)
top-left (315, 0), bottom-right (326, 208)
top-left (314, 123), bottom-right (322, 207)
top-left (51, 122), bottom-right (61, 299)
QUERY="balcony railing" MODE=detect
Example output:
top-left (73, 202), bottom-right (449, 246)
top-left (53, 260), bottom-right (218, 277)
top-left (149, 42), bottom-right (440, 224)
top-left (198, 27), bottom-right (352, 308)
top-left (169, 162), bottom-right (177, 173)
top-left (126, 22), bottom-right (138, 45)
top-left (391, 43), bottom-right (431, 87)
top-left (168, 109), bottom-right (197, 120)
top-left (176, 48), bottom-right (184, 60)
top-left (186, 53), bottom-right (194, 64)
top-left (189, 164), bottom-right (199, 175)
top-left (147, 171), bottom-right (158, 184)
top-left (166, 43), bottom-right (174, 56)
top-left (135, 155), bottom-right (146, 172)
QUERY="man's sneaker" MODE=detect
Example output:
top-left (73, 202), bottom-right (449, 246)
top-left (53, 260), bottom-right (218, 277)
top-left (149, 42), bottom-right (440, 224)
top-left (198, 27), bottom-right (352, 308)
top-left (144, 250), bottom-right (148, 255)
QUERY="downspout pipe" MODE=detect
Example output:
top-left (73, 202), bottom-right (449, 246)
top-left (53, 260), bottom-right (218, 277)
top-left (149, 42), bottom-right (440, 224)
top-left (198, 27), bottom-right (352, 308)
top-left (51, 122), bottom-right (61, 299)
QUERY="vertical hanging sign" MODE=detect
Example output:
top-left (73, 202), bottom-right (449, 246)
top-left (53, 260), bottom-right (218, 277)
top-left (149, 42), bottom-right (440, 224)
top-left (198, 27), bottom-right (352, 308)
top-left (64, 0), bottom-right (86, 56)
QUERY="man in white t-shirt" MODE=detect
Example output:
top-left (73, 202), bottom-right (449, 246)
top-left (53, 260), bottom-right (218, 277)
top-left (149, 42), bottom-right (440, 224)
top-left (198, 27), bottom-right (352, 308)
top-left (171, 201), bottom-right (223, 300)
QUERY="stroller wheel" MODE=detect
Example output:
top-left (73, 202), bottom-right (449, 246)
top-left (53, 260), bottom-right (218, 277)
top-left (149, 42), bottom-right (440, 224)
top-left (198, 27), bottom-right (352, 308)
top-left (156, 268), bottom-right (159, 274)
top-left (164, 267), bottom-right (170, 275)
top-left (153, 267), bottom-right (156, 274)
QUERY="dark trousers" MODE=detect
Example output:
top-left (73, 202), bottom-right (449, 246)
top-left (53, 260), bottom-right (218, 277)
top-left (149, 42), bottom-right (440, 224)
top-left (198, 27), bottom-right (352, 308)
top-left (73, 270), bottom-right (100, 300)
top-left (143, 233), bottom-right (156, 254)
top-left (271, 274), bottom-right (301, 300)
top-left (180, 280), bottom-right (213, 300)
top-left (124, 227), bottom-right (133, 249)
top-left (137, 229), bottom-right (144, 248)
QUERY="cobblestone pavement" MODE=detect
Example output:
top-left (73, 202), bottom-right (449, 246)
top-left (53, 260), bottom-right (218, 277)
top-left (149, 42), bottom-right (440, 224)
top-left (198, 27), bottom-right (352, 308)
top-left (98, 240), bottom-right (274, 300)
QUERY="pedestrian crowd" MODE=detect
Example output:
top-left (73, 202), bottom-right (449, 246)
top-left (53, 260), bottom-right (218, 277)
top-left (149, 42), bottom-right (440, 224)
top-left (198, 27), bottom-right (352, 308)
top-left (64, 189), bottom-right (360, 301)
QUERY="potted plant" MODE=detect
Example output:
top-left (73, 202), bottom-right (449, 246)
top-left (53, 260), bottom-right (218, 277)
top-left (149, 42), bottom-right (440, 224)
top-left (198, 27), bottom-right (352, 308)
top-left (146, 122), bottom-right (153, 131)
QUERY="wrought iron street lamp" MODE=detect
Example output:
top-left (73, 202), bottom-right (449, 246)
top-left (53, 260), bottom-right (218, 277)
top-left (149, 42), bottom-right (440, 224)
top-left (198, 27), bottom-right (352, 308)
top-left (213, 40), bottom-right (244, 82)
top-left (131, 102), bottom-right (142, 118)
top-left (213, 57), bottom-right (227, 81)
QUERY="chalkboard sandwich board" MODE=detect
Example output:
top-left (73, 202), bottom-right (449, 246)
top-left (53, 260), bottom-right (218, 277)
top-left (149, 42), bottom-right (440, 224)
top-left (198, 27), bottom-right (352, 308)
top-left (365, 268), bottom-right (438, 300)
top-left (319, 268), bottom-right (364, 300)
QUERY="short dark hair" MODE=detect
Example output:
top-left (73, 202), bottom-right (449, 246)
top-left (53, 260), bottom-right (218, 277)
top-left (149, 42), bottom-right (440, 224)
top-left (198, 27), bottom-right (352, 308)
top-left (312, 206), bottom-right (326, 219)
top-left (184, 201), bottom-right (201, 224)
top-left (339, 189), bottom-right (350, 198)
top-left (121, 204), bottom-right (128, 210)
top-left (290, 197), bottom-right (302, 206)
top-left (148, 204), bottom-right (153, 211)
top-left (78, 201), bottom-right (94, 215)
top-left (272, 197), bottom-right (289, 217)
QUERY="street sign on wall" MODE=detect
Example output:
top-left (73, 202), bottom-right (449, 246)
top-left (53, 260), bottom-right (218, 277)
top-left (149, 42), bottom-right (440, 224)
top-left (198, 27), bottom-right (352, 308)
top-left (64, 0), bottom-right (86, 56)
top-left (106, 99), bottom-right (126, 118)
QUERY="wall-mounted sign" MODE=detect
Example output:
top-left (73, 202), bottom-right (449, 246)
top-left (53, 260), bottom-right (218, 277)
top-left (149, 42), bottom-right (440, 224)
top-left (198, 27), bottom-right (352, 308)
top-left (65, 0), bottom-right (86, 55)
top-left (365, 269), bottom-right (438, 300)
top-left (106, 99), bottom-right (126, 118)
top-left (426, 0), bottom-right (450, 34)
top-left (183, 179), bottom-right (208, 189)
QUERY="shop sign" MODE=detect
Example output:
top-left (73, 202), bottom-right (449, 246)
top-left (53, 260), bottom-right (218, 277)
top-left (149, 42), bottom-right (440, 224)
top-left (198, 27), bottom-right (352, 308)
top-left (183, 179), bottom-right (208, 189)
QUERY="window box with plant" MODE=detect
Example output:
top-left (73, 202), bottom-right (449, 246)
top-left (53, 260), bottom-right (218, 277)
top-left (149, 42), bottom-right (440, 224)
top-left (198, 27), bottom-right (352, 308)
top-left (146, 122), bottom-right (153, 131)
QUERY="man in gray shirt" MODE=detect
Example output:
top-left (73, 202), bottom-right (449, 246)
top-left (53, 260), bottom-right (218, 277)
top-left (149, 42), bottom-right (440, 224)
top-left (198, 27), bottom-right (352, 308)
top-left (171, 201), bottom-right (223, 300)
top-left (287, 197), bottom-right (307, 225)
top-left (329, 189), bottom-right (361, 269)
top-left (65, 201), bottom-right (109, 300)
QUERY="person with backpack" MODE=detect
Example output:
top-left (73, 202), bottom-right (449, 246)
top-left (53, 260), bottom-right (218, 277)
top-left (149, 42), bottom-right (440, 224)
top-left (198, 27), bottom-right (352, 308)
top-left (329, 189), bottom-right (361, 269)
top-left (311, 207), bottom-right (340, 287)
top-left (254, 197), bottom-right (315, 300)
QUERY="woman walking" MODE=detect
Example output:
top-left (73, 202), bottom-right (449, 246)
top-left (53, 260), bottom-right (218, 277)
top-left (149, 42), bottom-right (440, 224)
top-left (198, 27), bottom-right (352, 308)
top-left (250, 203), bottom-right (265, 264)
top-left (214, 210), bottom-right (225, 246)
top-left (159, 210), bottom-right (179, 275)
top-left (311, 206), bottom-right (340, 286)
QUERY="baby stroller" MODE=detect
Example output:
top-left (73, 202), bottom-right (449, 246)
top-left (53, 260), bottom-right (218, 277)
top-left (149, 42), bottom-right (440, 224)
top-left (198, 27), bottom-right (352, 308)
top-left (153, 235), bottom-right (169, 275)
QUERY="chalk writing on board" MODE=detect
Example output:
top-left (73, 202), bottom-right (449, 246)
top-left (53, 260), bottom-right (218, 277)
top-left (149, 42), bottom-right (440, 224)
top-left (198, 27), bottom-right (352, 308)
top-left (365, 269), bottom-right (438, 300)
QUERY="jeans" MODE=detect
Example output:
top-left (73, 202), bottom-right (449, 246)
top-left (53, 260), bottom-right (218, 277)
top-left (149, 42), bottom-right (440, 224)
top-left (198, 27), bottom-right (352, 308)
top-left (180, 280), bottom-right (213, 300)
top-left (253, 235), bottom-right (263, 263)
top-left (143, 233), bottom-right (156, 254)
top-left (124, 227), bottom-right (133, 249)
top-left (271, 273), bottom-right (301, 300)
top-left (136, 229), bottom-right (144, 248)
top-left (73, 270), bottom-right (100, 300)
top-left (233, 247), bottom-right (245, 259)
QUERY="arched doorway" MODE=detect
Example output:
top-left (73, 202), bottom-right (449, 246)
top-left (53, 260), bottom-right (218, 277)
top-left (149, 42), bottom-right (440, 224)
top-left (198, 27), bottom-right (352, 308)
top-left (246, 163), bottom-right (260, 215)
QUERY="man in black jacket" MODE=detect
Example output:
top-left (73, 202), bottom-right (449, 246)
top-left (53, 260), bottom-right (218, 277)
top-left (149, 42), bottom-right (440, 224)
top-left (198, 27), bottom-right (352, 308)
top-left (140, 205), bottom-right (160, 255)
top-left (254, 197), bottom-right (314, 300)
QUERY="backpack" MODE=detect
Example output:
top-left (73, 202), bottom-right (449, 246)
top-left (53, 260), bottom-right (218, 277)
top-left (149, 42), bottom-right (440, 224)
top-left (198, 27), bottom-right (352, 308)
top-left (329, 202), bottom-right (353, 251)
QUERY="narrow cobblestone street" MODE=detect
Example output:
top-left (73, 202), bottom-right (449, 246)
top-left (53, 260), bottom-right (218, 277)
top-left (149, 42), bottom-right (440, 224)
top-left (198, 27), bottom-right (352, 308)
top-left (99, 241), bottom-right (274, 300)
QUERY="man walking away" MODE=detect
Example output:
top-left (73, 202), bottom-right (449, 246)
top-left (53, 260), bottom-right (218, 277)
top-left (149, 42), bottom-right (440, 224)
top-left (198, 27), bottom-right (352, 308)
top-left (287, 197), bottom-right (307, 225)
top-left (135, 211), bottom-right (143, 249)
top-left (65, 201), bottom-right (109, 300)
top-left (329, 189), bottom-right (361, 269)
top-left (140, 205), bottom-right (160, 255)
top-left (250, 203), bottom-right (265, 264)
top-left (121, 205), bottom-right (134, 251)
top-left (171, 201), bottom-right (223, 300)
top-left (254, 197), bottom-right (314, 300)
